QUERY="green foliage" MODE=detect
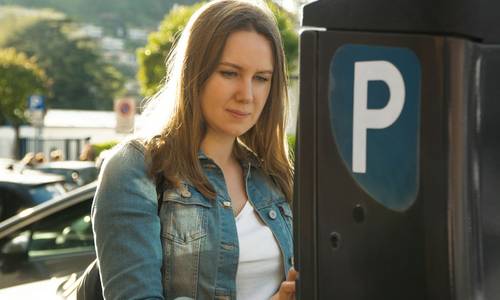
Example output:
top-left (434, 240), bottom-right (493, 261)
top-left (0, 0), bottom-right (195, 31)
top-left (3, 17), bottom-right (126, 110)
top-left (0, 6), bottom-right (65, 46)
top-left (0, 48), bottom-right (48, 126)
top-left (137, 3), bottom-right (202, 97)
top-left (287, 134), bottom-right (296, 161)
top-left (267, 1), bottom-right (299, 72)
top-left (137, 2), bottom-right (299, 97)
top-left (92, 140), bottom-right (119, 157)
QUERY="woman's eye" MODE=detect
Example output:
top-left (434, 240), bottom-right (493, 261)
top-left (220, 70), bottom-right (237, 78)
top-left (255, 75), bottom-right (270, 82)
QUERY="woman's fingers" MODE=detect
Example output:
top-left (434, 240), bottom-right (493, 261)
top-left (281, 268), bottom-right (298, 300)
top-left (286, 267), bottom-right (298, 281)
top-left (276, 268), bottom-right (299, 300)
top-left (280, 281), bottom-right (295, 293)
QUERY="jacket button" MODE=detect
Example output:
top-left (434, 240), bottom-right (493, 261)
top-left (223, 201), bottom-right (231, 208)
top-left (180, 189), bottom-right (191, 198)
top-left (268, 209), bottom-right (277, 220)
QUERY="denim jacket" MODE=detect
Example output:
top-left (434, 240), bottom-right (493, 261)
top-left (92, 140), bottom-right (293, 300)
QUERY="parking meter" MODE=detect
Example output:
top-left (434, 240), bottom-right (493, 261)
top-left (295, 0), bottom-right (500, 299)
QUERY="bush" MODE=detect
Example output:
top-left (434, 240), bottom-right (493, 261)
top-left (287, 134), bottom-right (296, 161)
top-left (92, 140), bottom-right (119, 158)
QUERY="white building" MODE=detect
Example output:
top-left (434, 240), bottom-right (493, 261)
top-left (0, 109), bottom-right (134, 159)
top-left (75, 24), bottom-right (103, 39)
top-left (128, 28), bottom-right (148, 41)
top-left (101, 36), bottom-right (124, 51)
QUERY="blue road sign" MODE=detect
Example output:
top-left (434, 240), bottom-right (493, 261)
top-left (28, 95), bottom-right (45, 111)
top-left (329, 44), bottom-right (421, 211)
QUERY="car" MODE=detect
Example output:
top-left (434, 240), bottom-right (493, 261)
top-left (0, 158), bottom-right (15, 169)
top-left (0, 273), bottom-right (72, 299)
top-left (0, 182), bottom-right (97, 289)
top-left (0, 169), bottom-right (67, 221)
top-left (33, 161), bottom-right (98, 190)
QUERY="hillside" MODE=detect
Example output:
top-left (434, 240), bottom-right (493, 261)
top-left (0, 0), bottom-right (195, 30)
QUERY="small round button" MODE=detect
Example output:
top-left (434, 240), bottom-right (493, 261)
top-left (268, 209), bottom-right (277, 220)
top-left (180, 190), bottom-right (191, 198)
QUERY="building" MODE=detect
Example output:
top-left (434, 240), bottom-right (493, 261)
top-left (0, 109), bottom-right (133, 159)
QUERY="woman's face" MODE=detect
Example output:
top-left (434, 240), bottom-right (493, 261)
top-left (200, 30), bottom-right (273, 141)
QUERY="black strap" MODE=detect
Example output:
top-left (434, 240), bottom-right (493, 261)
top-left (75, 260), bottom-right (103, 300)
top-left (155, 173), bottom-right (166, 213)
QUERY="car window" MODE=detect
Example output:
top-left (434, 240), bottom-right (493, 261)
top-left (28, 182), bottom-right (67, 204)
top-left (36, 168), bottom-right (73, 181)
top-left (77, 168), bottom-right (98, 184)
top-left (37, 168), bottom-right (97, 188)
top-left (28, 199), bottom-right (94, 257)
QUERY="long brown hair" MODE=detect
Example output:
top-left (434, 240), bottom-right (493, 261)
top-left (143, 0), bottom-right (293, 202)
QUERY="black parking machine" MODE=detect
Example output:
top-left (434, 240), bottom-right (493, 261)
top-left (294, 0), bottom-right (500, 299)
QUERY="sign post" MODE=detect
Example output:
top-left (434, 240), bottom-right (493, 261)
top-left (27, 95), bottom-right (45, 153)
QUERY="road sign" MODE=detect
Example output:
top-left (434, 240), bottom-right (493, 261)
top-left (27, 95), bottom-right (46, 126)
top-left (114, 97), bottom-right (136, 133)
top-left (28, 95), bottom-right (45, 111)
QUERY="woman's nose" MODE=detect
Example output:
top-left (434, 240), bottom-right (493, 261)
top-left (236, 78), bottom-right (253, 102)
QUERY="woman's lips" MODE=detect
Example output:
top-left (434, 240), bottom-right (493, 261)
top-left (226, 109), bottom-right (250, 118)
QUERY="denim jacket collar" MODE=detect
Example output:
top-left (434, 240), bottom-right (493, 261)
top-left (197, 143), bottom-right (262, 169)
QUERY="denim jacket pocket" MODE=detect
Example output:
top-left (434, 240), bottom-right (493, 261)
top-left (161, 185), bottom-right (210, 244)
top-left (159, 184), bottom-right (211, 299)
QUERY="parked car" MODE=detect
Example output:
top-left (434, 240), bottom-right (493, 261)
top-left (33, 161), bottom-right (98, 190)
top-left (0, 273), bottom-right (72, 299)
top-left (0, 169), bottom-right (67, 221)
top-left (0, 158), bottom-right (15, 170)
top-left (0, 182), bottom-right (97, 289)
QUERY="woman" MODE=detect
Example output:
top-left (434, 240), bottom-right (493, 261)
top-left (92, 0), bottom-right (296, 299)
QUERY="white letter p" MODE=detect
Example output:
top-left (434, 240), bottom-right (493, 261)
top-left (352, 61), bottom-right (405, 173)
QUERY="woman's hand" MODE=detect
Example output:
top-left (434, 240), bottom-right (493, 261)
top-left (271, 268), bottom-right (298, 300)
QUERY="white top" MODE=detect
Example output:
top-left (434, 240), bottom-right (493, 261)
top-left (235, 201), bottom-right (283, 300)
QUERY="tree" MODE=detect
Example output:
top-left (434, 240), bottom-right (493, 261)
top-left (4, 17), bottom-right (125, 110)
top-left (137, 3), bottom-right (202, 97)
top-left (267, 1), bottom-right (299, 72)
top-left (137, 2), bottom-right (299, 97)
top-left (0, 48), bottom-right (48, 157)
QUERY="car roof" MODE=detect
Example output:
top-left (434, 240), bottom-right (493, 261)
top-left (35, 161), bottom-right (96, 170)
top-left (0, 158), bottom-right (15, 167)
top-left (0, 181), bottom-right (97, 239)
top-left (0, 169), bottom-right (65, 186)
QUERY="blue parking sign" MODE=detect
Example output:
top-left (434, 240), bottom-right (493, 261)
top-left (28, 95), bottom-right (45, 111)
top-left (329, 44), bottom-right (421, 211)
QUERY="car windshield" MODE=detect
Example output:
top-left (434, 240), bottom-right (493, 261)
top-left (28, 183), bottom-right (67, 204)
